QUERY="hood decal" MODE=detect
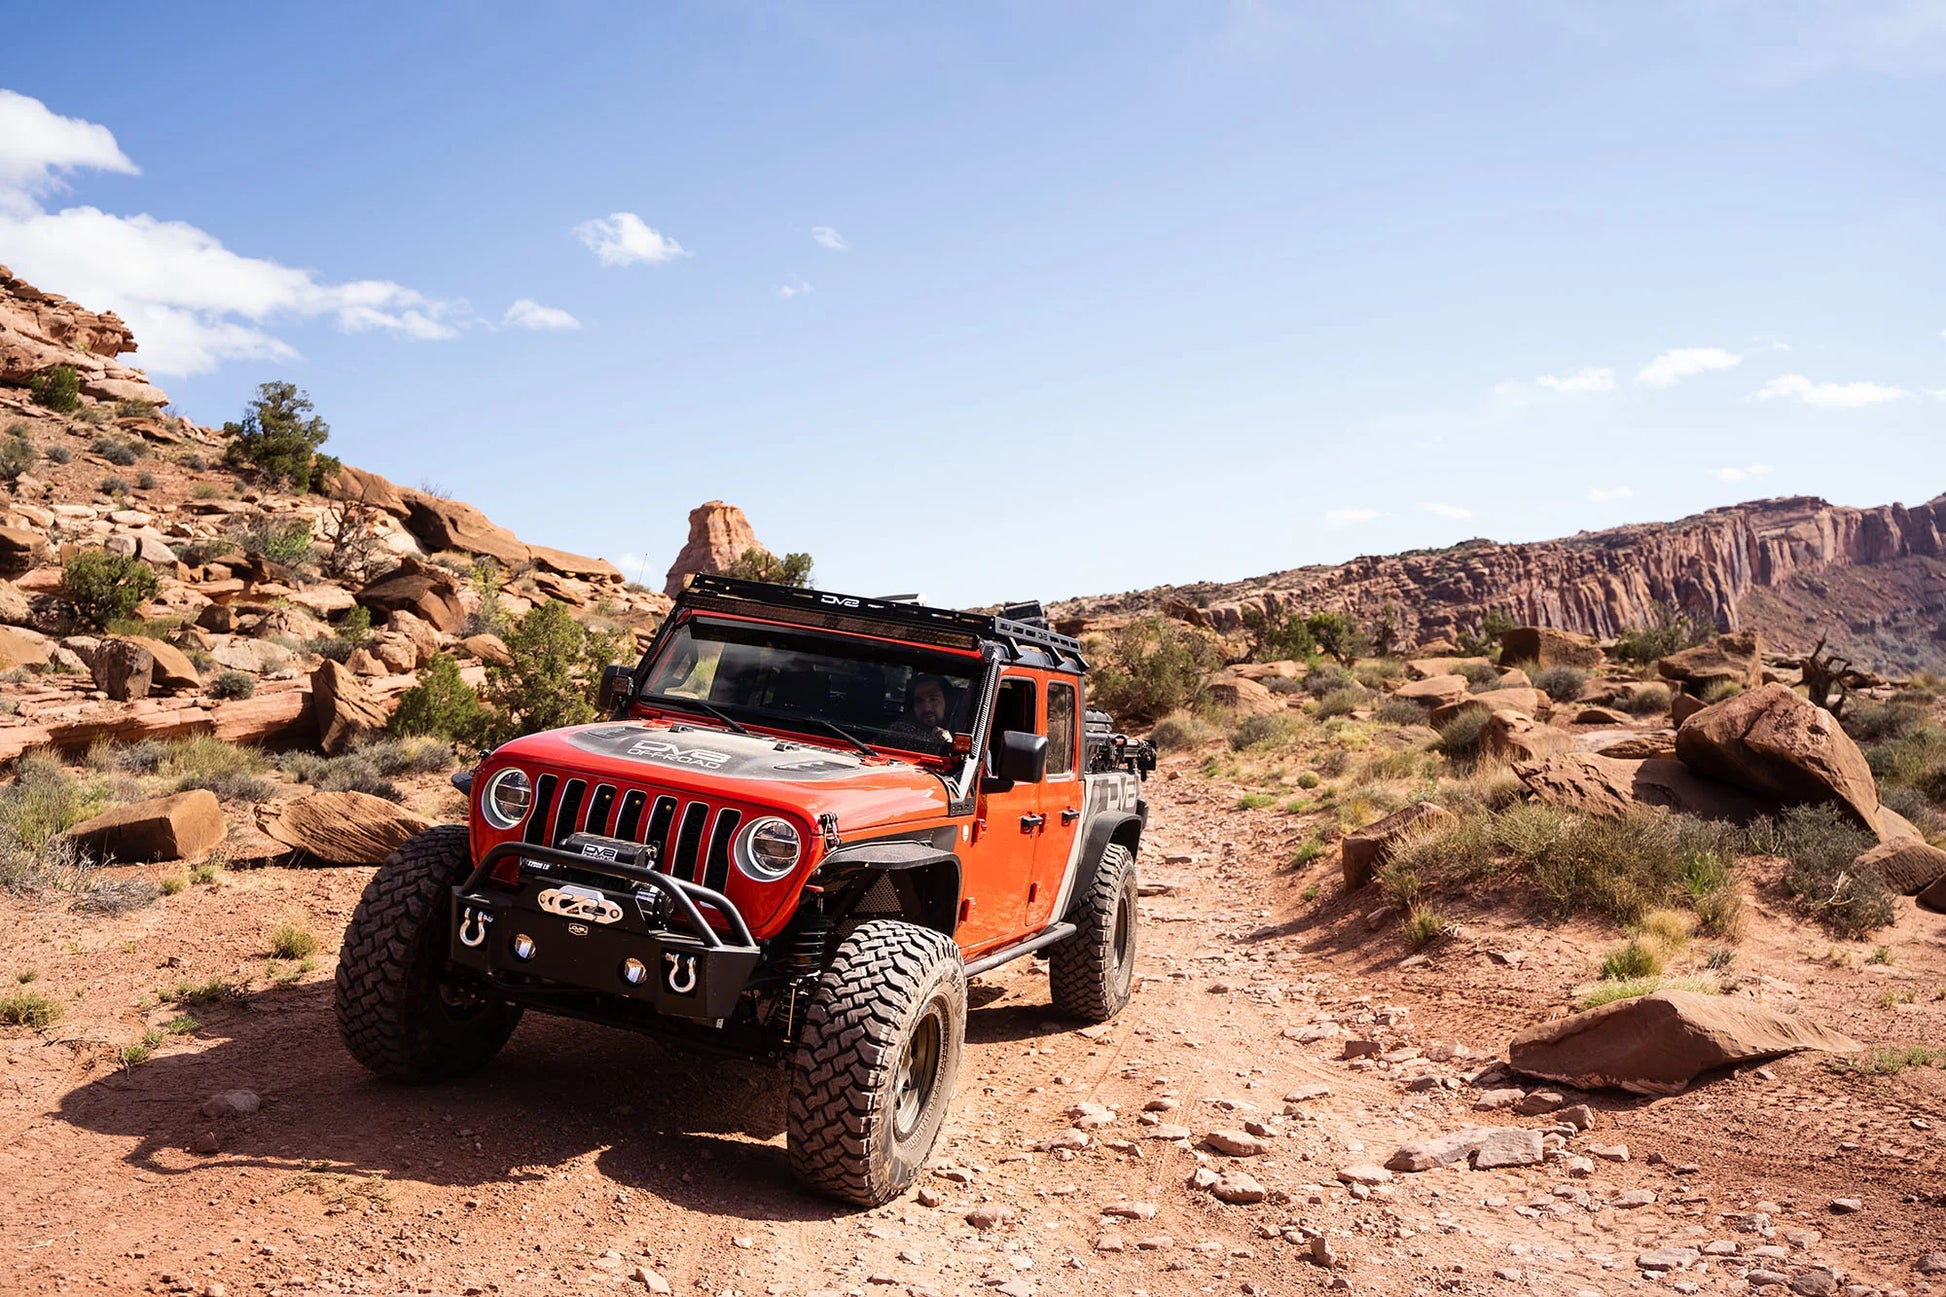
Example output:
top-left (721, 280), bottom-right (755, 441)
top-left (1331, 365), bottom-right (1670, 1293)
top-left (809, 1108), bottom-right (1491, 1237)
top-left (562, 724), bottom-right (875, 782)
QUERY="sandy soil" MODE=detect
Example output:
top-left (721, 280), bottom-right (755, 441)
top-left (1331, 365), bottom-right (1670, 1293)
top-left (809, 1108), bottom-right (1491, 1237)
top-left (3, 758), bottom-right (1943, 1297)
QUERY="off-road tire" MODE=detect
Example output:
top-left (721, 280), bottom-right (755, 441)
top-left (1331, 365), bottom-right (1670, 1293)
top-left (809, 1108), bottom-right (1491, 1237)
top-left (1049, 842), bottom-right (1138, 1022)
top-left (335, 824), bottom-right (521, 1083)
top-left (788, 919), bottom-right (966, 1206)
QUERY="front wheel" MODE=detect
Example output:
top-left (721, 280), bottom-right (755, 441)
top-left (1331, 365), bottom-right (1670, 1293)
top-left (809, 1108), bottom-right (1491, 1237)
top-left (1049, 842), bottom-right (1139, 1022)
top-left (788, 919), bottom-right (966, 1206)
top-left (334, 824), bottom-right (521, 1082)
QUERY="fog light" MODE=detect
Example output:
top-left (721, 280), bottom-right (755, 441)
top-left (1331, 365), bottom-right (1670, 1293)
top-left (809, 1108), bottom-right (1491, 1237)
top-left (621, 958), bottom-right (648, 986)
top-left (511, 933), bottom-right (536, 961)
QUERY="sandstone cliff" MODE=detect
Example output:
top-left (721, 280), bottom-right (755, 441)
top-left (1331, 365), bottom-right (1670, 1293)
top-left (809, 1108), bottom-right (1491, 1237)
top-left (663, 500), bottom-right (763, 596)
top-left (0, 264), bottom-right (170, 407)
top-left (1056, 495), bottom-right (1946, 673)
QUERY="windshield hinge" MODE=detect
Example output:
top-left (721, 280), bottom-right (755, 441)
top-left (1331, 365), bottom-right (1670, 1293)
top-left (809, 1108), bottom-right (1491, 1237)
top-left (818, 813), bottom-right (842, 851)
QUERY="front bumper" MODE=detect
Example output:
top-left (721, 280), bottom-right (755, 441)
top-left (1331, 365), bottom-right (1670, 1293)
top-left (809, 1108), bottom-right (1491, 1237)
top-left (449, 842), bottom-right (761, 1023)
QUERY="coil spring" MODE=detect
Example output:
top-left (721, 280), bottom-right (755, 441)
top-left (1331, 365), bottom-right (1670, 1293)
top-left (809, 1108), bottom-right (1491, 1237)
top-left (779, 898), bottom-right (833, 980)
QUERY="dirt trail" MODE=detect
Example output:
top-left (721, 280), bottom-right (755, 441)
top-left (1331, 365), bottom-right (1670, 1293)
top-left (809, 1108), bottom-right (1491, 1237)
top-left (3, 758), bottom-right (1944, 1296)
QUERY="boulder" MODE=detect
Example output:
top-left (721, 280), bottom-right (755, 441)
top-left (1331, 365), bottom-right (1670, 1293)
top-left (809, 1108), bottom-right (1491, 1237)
top-left (257, 791), bottom-right (432, 865)
top-left (64, 790), bottom-right (225, 862)
top-left (1918, 873), bottom-right (1946, 914)
top-left (664, 500), bottom-right (762, 597)
top-left (1498, 626), bottom-right (1603, 670)
top-left (1494, 667), bottom-right (1533, 689)
top-left (1479, 711), bottom-right (1573, 764)
top-left (1515, 752), bottom-right (1767, 822)
top-left (1429, 687), bottom-right (1546, 727)
top-left (1671, 692), bottom-right (1706, 725)
top-left (312, 660), bottom-right (389, 755)
top-left (1393, 674), bottom-right (1468, 708)
top-left (1854, 837), bottom-right (1946, 896)
top-left (1342, 802), bottom-right (1456, 888)
top-left (91, 637), bottom-right (155, 700)
top-left (1406, 656), bottom-right (1490, 680)
top-left (357, 558), bottom-right (465, 635)
top-left (1205, 674), bottom-right (1282, 717)
top-left (529, 545), bottom-right (624, 585)
top-left (1590, 731), bottom-right (1676, 760)
top-left (326, 463), bottom-right (412, 517)
top-left (0, 579), bottom-right (30, 626)
top-left (1573, 706), bottom-right (1631, 726)
top-left (0, 625), bottom-right (49, 670)
top-left (1509, 990), bottom-right (1861, 1096)
top-left (1658, 632), bottom-right (1764, 692)
top-left (401, 494), bottom-right (530, 568)
top-left (459, 632), bottom-right (511, 666)
top-left (1674, 684), bottom-right (1881, 835)
top-left (1386, 1126), bottom-right (1544, 1173)
top-left (0, 526), bottom-right (41, 576)
top-left (104, 634), bottom-right (199, 691)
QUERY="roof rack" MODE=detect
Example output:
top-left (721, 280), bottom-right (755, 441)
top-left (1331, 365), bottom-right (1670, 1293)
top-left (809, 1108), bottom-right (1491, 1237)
top-left (679, 574), bottom-right (1087, 669)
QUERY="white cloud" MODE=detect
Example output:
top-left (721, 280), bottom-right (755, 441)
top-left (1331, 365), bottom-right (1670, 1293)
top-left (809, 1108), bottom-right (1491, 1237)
top-left (502, 298), bottom-right (580, 331)
top-left (1325, 508), bottom-right (1381, 526)
top-left (0, 89), bottom-right (463, 376)
top-left (1421, 502), bottom-right (1474, 520)
top-left (1751, 373), bottom-right (1911, 409)
top-left (778, 279), bottom-right (812, 299)
top-left (573, 212), bottom-right (687, 267)
top-left (1636, 347), bottom-right (1742, 388)
top-left (1534, 367), bottom-right (1616, 395)
top-left (811, 225), bottom-right (848, 251)
top-left (1714, 463), bottom-right (1775, 483)
top-left (0, 88), bottom-right (137, 213)
top-left (1586, 485), bottom-right (1634, 502)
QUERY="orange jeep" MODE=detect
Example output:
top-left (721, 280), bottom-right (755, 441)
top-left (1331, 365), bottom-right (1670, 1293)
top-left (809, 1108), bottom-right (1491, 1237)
top-left (334, 576), bottom-right (1154, 1204)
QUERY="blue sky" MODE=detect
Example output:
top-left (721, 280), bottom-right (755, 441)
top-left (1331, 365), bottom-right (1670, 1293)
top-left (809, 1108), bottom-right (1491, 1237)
top-left (3, 2), bottom-right (1942, 606)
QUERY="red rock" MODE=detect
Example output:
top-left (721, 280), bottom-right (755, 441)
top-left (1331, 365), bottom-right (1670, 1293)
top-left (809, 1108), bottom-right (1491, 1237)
top-left (312, 660), bottom-right (388, 755)
top-left (256, 791), bottom-right (432, 865)
top-left (1515, 752), bottom-right (1766, 822)
top-left (1342, 802), bottom-right (1456, 888)
top-left (1479, 711), bottom-right (1573, 764)
top-left (64, 790), bottom-right (225, 862)
top-left (0, 625), bottom-right (48, 670)
top-left (357, 558), bottom-right (464, 634)
top-left (1658, 633), bottom-right (1764, 691)
top-left (1855, 837), bottom-right (1946, 896)
top-left (1394, 674), bottom-right (1468, 707)
top-left (1205, 674), bottom-right (1282, 717)
top-left (1675, 683), bottom-right (1881, 834)
top-left (663, 500), bottom-right (762, 597)
top-left (1499, 626), bottom-right (1603, 669)
top-left (401, 494), bottom-right (529, 569)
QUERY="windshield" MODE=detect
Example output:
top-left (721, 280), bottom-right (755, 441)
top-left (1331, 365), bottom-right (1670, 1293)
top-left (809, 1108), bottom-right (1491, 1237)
top-left (637, 616), bottom-right (982, 759)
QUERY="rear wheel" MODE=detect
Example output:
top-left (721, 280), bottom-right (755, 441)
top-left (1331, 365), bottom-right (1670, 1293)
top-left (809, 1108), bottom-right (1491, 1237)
top-left (335, 824), bottom-right (521, 1082)
top-left (788, 919), bottom-right (965, 1206)
top-left (1049, 842), bottom-right (1138, 1022)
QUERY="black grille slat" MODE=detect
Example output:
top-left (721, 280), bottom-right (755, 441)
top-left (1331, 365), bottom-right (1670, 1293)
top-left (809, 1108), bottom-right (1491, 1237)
top-left (672, 802), bottom-right (709, 881)
top-left (553, 779), bottom-right (587, 846)
top-left (645, 795), bottom-right (679, 866)
top-left (585, 784), bottom-right (617, 836)
top-left (704, 809), bottom-right (741, 893)
top-left (615, 790), bottom-right (647, 841)
top-left (522, 774), bottom-right (560, 845)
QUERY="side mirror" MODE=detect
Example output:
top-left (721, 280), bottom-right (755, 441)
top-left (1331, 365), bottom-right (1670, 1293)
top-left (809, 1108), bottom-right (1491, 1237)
top-left (994, 730), bottom-right (1048, 784)
top-left (599, 664), bottom-right (635, 713)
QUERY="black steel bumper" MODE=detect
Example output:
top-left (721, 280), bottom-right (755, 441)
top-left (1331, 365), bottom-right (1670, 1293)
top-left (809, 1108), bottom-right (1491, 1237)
top-left (449, 842), bottom-right (761, 1023)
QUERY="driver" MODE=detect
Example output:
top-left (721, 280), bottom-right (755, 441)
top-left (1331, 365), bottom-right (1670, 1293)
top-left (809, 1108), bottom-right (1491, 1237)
top-left (884, 674), bottom-right (953, 751)
top-left (648, 638), bottom-right (701, 696)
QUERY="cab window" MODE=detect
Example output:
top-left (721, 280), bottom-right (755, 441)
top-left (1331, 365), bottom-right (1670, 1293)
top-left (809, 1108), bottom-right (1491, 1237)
top-left (1046, 681), bottom-right (1077, 777)
top-left (989, 677), bottom-right (1037, 768)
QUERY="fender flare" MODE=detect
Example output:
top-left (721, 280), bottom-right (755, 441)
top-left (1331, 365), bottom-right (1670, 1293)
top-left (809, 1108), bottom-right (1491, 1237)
top-left (816, 838), bottom-right (962, 937)
top-left (1063, 804), bottom-right (1145, 923)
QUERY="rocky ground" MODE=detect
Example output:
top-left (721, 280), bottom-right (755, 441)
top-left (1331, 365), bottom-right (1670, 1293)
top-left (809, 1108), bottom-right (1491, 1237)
top-left (2, 751), bottom-right (1943, 1297)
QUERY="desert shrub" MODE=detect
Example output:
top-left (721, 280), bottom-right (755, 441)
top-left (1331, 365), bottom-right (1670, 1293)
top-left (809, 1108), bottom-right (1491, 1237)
top-left (222, 381), bottom-right (340, 492)
top-left (1306, 611), bottom-right (1370, 666)
top-left (481, 603), bottom-right (627, 743)
top-left (1402, 908), bottom-right (1448, 949)
top-left (317, 499), bottom-right (384, 583)
top-left (1599, 940), bottom-right (1663, 980)
top-left (156, 737), bottom-right (268, 782)
top-left (463, 559), bottom-right (509, 637)
top-left (61, 549), bottom-right (159, 629)
top-left (29, 366), bottom-right (79, 413)
top-left (1296, 771), bottom-right (1321, 789)
top-left (1375, 697), bottom-right (1430, 726)
top-left (1456, 661), bottom-right (1500, 688)
top-left (358, 735), bottom-right (457, 777)
top-left (1264, 675), bottom-right (1307, 695)
top-left (723, 547), bottom-right (814, 587)
top-left (0, 754), bottom-right (98, 856)
top-left (1241, 607), bottom-right (1315, 662)
top-left (1617, 684), bottom-right (1673, 716)
top-left (174, 770), bottom-right (275, 803)
top-left (208, 670), bottom-right (255, 700)
top-left (1433, 705), bottom-right (1491, 757)
top-left (336, 604), bottom-right (374, 647)
top-left (1880, 784), bottom-right (1944, 836)
top-left (389, 655), bottom-right (491, 744)
top-left (1533, 664), bottom-right (1590, 704)
top-left (1229, 712), bottom-right (1299, 750)
top-left (268, 925), bottom-right (319, 960)
top-left (1614, 601), bottom-right (1712, 665)
top-left (1698, 679), bottom-right (1744, 704)
top-left (1844, 699), bottom-right (1928, 745)
top-left (1236, 792), bottom-right (1277, 810)
top-left (1454, 609), bottom-right (1518, 659)
top-left (0, 438), bottom-right (34, 486)
top-left (1313, 687), bottom-right (1364, 719)
top-left (227, 515), bottom-right (314, 565)
top-left (136, 471), bottom-right (156, 491)
top-left (1579, 975), bottom-right (1717, 1010)
top-left (1679, 850), bottom-right (1745, 938)
top-left (0, 987), bottom-right (62, 1029)
top-left (1354, 658), bottom-right (1407, 689)
top-left (175, 537), bottom-right (237, 567)
top-left (1756, 804), bottom-right (1893, 937)
top-left (191, 482), bottom-right (220, 499)
top-left (42, 444), bottom-right (71, 465)
top-left (91, 436), bottom-right (139, 466)
top-left (1303, 664), bottom-right (1357, 698)
top-left (99, 475), bottom-right (130, 495)
top-left (115, 399), bottom-right (158, 419)
top-left (279, 751), bottom-right (401, 802)
top-left (87, 738), bottom-right (166, 774)
top-left (1866, 724), bottom-right (1946, 804)
top-left (1088, 615), bottom-right (1222, 723)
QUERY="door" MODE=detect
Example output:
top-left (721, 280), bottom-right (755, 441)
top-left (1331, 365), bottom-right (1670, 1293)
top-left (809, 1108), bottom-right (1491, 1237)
top-left (955, 673), bottom-right (1043, 956)
top-left (1022, 677), bottom-right (1081, 933)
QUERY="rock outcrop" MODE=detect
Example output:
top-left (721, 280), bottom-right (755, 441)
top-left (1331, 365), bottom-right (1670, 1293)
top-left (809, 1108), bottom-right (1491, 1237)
top-left (1054, 493), bottom-right (1946, 672)
top-left (664, 501), bottom-right (762, 597)
top-left (1674, 684), bottom-right (1883, 835)
top-left (0, 264), bottom-right (171, 407)
top-left (64, 790), bottom-right (226, 862)
top-left (257, 791), bottom-right (430, 865)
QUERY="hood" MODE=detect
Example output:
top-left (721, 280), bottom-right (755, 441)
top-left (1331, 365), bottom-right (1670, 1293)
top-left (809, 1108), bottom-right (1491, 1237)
top-left (489, 720), bottom-right (953, 833)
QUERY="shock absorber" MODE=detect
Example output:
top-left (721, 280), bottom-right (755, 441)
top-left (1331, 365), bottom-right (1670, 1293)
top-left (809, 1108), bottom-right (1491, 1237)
top-left (779, 889), bottom-right (833, 980)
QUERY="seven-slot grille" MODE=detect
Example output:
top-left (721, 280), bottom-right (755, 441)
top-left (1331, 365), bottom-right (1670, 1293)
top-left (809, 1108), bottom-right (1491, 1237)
top-left (519, 772), bottom-right (745, 893)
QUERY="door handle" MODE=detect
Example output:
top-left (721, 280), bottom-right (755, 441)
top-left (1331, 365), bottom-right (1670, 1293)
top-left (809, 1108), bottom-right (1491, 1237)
top-left (1060, 807), bottom-right (1080, 825)
top-left (1020, 813), bottom-right (1045, 832)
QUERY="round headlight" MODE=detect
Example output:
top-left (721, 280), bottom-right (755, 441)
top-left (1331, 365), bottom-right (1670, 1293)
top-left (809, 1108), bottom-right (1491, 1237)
top-left (481, 768), bottom-right (533, 831)
top-left (736, 817), bottom-right (802, 881)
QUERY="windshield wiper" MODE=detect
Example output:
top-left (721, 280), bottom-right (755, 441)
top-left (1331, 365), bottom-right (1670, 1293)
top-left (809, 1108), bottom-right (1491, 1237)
top-left (640, 693), bottom-right (751, 736)
top-left (789, 716), bottom-right (877, 757)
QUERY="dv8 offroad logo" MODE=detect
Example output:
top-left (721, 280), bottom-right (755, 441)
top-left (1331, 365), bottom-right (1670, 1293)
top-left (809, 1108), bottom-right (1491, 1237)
top-left (625, 738), bottom-right (731, 770)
